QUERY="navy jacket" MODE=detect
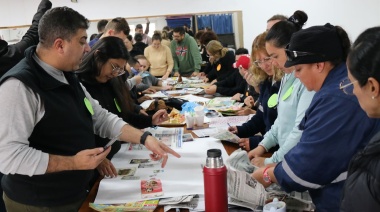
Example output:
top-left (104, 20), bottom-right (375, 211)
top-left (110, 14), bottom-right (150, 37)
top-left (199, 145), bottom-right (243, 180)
top-left (274, 63), bottom-right (380, 212)
top-left (237, 78), bottom-right (280, 149)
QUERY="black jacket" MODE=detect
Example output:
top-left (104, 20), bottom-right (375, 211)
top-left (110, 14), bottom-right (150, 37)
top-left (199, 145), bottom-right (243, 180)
top-left (214, 70), bottom-right (246, 96)
top-left (0, 0), bottom-right (51, 77)
top-left (340, 131), bottom-right (380, 211)
top-left (133, 42), bottom-right (147, 56)
top-left (206, 50), bottom-right (235, 82)
top-left (79, 79), bottom-right (153, 159)
top-left (236, 78), bottom-right (281, 149)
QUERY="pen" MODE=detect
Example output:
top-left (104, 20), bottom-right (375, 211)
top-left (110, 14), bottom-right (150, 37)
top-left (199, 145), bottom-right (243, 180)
top-left (227, 123), bottom-right (232, 128)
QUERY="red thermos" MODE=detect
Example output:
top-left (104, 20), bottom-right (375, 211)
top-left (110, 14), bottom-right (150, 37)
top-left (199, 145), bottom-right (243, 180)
top-left (203, 149), bottom-right (228, 212)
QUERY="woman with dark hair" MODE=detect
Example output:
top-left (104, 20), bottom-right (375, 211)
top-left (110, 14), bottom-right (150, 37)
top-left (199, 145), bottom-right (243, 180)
top-left (133, 33), bottom-right (147, 54)
top-left (144, 32), bottom-right (174, 79)
top-left (198, 30), bottom-right (219, 77)
top-left (77, 37), bottom-right (168, 177)
top-left (253, 24), bottom-right (380, 211)
top-left (246, 10), bottom-right (314, 166)
top-left (340, 27), bottom-right (380, 212)
top-left (194, 30), bottom-right (208, 72)
top-left (124, 35), bottom-right (142, 58)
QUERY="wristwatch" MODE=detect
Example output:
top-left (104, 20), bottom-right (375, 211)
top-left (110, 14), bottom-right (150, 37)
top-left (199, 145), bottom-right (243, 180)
top-left (140, 131), bottom-right (152, 146)
top-left (263, 167), bottom-right (272, 184)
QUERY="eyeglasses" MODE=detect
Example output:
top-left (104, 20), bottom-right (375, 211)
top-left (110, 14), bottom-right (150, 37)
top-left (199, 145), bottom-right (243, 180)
top-left (110, 62), bottom-right (125, 76)
top-left (253, 57), bottom-right (272, 67)
top-left (339, 78), bottom-right (358, 95)
top-left (285, 44), bottom-right (325, 61)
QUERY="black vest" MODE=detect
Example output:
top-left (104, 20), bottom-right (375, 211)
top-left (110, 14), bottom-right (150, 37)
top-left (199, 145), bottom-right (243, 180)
top-left (0, 47), bottom-right (95, 206)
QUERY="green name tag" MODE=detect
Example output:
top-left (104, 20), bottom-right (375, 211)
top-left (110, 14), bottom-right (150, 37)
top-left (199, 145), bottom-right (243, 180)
top-left (282, 85), bottom-right (294, 101)
top-left (267, 93), bottom-right (278, 108)
top-left (84, 97), bottom-right (94, 116)
top-left (114, 98), bottom-right (121, 113)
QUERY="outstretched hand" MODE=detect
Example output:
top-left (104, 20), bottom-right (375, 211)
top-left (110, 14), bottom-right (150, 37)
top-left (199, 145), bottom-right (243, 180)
top-left (144, 136), bottom-right (181, 168)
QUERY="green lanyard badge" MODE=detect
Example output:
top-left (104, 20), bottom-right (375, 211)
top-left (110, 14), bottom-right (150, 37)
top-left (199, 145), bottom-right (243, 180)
top-left (84, 97), bottom-right (94, 115)
top-left (114, 98), bottom-right (121, 113)
top-left (282, 85), bottom-right (294, 101)
top-left (267, 93), bottom-right (278, 108)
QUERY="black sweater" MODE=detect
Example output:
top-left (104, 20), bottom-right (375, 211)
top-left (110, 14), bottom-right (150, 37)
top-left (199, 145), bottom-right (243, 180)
top-left (206, 50), bottom-right (236, 82)
top-left (236, 78), bottom-right (281, 149)
top-left (214, 70), bottom-right (247, 96)
top-left (80, 79), bottom-right (153, 159)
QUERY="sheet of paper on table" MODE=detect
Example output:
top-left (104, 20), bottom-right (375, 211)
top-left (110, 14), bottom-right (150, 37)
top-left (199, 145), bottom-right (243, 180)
top-left (192, 128), bottom-right (220, 138)
top-left (208, 115), bottom-right (253, 128)
top-left (145, 91), bottom-right (168, 98)
top-left (94, 137), bottom-right (228, 204)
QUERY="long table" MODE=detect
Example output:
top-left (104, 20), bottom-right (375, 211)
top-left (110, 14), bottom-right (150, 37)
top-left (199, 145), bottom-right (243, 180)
top-left (78, 127), bottom-right (240, 212)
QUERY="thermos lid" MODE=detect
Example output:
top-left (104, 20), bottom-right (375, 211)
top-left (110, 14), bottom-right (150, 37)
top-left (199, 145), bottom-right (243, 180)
top-left (207, 149), bottom-right (221, 158)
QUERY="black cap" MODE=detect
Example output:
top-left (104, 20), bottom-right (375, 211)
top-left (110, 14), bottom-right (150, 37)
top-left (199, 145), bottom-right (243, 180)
top-left (207, 149), bottom-right (221, 158)
top-left (136, 24), bottom-right (143, 29)
top-left (284, 23), bottom-right (343, 67)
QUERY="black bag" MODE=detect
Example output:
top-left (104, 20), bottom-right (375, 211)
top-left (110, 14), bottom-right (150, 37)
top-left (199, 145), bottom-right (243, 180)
top-left (164, 98), bottom-right (188, 111)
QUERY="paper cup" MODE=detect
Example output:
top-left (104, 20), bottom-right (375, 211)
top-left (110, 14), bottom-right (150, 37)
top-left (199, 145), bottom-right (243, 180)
top-left (194, 106), bottom-right (204, 116)
top-left (185, 116), bottom-right (195, 129)
top-left (195, 115), bottom-right (204, 127)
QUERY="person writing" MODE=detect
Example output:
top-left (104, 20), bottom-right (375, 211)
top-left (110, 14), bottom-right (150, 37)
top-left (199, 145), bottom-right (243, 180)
top-left (248, 11), bottom-right (315, 166)
top-left (0, 7), bottom-right (180, 211)
top-left (228, 32), bottom-right (282, 150)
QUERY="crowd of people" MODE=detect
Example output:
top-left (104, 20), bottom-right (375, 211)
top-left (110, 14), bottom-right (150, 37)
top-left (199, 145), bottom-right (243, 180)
top-left (0, 1), bottom-right (379, 211)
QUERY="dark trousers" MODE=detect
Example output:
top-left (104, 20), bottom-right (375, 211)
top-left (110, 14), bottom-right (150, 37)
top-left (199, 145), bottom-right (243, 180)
top-left (3, 192), bottom-right (84, 212)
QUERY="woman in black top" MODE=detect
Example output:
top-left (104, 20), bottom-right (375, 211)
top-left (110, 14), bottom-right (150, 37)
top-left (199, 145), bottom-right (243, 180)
top-left (76, 37), bottom-right (167, 178)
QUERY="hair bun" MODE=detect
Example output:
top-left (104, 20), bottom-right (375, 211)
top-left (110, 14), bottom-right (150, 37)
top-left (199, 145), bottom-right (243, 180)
top-left (288, 10), bottom-right (308, 30)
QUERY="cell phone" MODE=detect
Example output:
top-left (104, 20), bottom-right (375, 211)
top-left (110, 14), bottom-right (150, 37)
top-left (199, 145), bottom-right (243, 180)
top-left (103, 132), bottom-right (122, 150)
top-left (140, 73), bottom-right (150, 78)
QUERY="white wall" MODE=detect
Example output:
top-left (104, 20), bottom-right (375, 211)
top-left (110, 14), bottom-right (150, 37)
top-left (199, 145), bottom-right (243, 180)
top-left (1, 0), bottom-right (379, 51)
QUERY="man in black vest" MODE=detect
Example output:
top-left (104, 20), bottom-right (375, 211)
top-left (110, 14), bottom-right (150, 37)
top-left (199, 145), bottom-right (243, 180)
top-left (0, 7), bottom-right (180, 211)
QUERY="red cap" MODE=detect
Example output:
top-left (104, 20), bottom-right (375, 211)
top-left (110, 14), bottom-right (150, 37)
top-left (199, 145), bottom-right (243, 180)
top-left (233, 55), bottom-right (250, 69)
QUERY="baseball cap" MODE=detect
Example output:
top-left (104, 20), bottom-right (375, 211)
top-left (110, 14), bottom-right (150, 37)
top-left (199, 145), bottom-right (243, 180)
top-left (284, 23), bottom-right (343, 67)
